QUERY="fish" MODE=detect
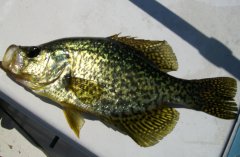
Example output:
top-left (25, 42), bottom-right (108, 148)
top-left (0, 35), bottom-right (238, 147)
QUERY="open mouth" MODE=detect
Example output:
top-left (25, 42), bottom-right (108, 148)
top-left (1, 44), bottom-right (25, 76)
top-left (0, 45), bottom-right (30, 85)
top-left (2, 45), bottom-right (19, 69)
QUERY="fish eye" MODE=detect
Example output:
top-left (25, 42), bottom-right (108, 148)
top-left (26, 46), bottom-right (41, 58)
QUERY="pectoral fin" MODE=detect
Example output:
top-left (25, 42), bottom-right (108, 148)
top-left (102, 106), bottom-right (179, 147)
top-left (109, 34), bottom-right (178, 72)
top-left (63, 108), bottom-right (85, 137)
top-left (69, 77), bottom-right (103, 104)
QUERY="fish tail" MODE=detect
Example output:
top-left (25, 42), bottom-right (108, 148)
top-left (184, 77), bottom-right (238, 119)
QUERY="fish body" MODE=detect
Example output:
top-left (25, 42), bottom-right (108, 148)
top-left (1, 35), bottom-right (238, 147)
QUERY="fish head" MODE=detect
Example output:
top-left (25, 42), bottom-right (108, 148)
top-left (1, 44), bottom-right (69, 89)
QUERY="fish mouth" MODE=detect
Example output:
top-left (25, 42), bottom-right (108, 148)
top-left (1, 56), bottom-right (37, 89)
top-left (1, 45), bottom-right (28, 85)
top-left (2, 45), bottom-right (23, 74)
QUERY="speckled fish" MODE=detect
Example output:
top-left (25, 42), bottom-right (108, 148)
top-left (1, 35), bottom-right (238, 147)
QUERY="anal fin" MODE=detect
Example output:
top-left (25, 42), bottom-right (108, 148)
top-left (103, 106), bottom-right (179, 147)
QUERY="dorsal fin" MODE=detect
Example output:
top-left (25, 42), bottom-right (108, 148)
top-left (109, 34), bottom-right (178, 72)
top-left (102, 106), bottom-right (179, 147)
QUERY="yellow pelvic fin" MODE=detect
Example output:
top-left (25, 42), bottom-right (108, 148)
top-left (109, 34), bottom-right (178, 72)
top-left (63, 108), bottom-right (85, 138)
top-left (69, 77), bottom-right (103, 104)
top-left (103, 106), bottom-right (179, 147)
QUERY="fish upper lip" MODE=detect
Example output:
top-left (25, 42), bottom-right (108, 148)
top-left (2, 45), bottom-right (19, 70)
top-left (2, 45), bottom-right (25, 75)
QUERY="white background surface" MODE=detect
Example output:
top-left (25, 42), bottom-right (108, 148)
top-left (0, 0), bottom-right (240, 157)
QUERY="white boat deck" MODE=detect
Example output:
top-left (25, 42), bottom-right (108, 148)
top-left (0, 1), bottom-right (240, 157)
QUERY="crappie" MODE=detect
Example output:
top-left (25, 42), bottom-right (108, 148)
top-left (1, 35), bottom-right (238, 147)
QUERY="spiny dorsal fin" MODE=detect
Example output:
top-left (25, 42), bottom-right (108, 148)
top-left (102, 106), bottom-right (179, 147)
top-left (69, 77), bottom-right (103, 105)
top-left (109, 34), bottom-right (178, 72)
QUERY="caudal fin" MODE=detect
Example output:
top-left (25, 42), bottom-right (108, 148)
top-left (187, 77), bottom-right (238, 119)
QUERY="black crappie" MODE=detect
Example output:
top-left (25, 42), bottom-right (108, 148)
top-left (1, 35), bottom-right (238, 147)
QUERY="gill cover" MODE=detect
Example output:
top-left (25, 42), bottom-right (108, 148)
top-left (2, 44), bottom-right (69, 89)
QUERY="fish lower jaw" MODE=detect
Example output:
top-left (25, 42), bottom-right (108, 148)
top-left (14, 78), bottom-right (38, 90)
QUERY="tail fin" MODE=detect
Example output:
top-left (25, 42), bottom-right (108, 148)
top-left (187, 77), bottom-right (238, 119)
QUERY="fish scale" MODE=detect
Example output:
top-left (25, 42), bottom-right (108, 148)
top-left (1, 35), bottom-right (238, 147)
top-left (67, 39), bottom-right (160, 114)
